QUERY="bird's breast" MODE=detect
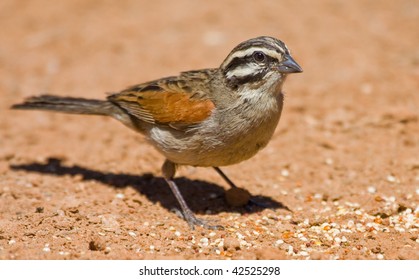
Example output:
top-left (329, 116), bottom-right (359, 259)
top-left (147, 92), bottom-right (283, 167)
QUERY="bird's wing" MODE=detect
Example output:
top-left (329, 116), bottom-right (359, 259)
top-left (108, 70), bottom-right (216, 130)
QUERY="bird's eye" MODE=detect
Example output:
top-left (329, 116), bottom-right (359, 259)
top-left (252, 51), bottom-right (266, 63)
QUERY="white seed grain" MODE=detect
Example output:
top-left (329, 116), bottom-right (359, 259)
top-left (275, 239), bottom-right (284, 246)
top-left (288, 245), bottom-right (294, 255)
top-left (299, 251), bottom-right (309, 256)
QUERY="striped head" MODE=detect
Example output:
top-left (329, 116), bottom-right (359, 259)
top-left (220, 36), bottom-right (302, 91)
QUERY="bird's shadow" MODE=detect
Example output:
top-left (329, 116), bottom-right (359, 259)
top-left (10, 157), bottom-right (288, 215)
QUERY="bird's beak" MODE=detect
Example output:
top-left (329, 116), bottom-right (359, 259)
top-left (277, 54), bottom-right (303, 73)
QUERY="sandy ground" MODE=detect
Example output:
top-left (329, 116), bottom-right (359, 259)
top-left (0, 0), bottom-right (418, 260)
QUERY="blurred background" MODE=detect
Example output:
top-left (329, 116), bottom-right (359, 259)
top-left (0, 0), bottom-right (418, 260)
top-left (1, 0), bottom-right (417, 99)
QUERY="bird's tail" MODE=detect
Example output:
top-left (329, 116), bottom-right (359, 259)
top-left (11, 95), bottom-right (115, 116)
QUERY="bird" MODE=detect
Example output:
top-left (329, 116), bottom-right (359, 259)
top-left (12, 36), bottom-right (302, 229)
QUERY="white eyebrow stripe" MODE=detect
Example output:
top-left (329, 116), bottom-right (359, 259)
top-left (225, 63), bottom-right (259, 79)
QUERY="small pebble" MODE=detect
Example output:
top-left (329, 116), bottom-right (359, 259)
top-left (43, 244), bottom-right (50, 252)
top-left (200, 237), bottom-right (209, 244)
top-left (225, 187), bottom-right (251, 207)
top-left (387, 175), bottom-right (397, 183)
top-left (314, 193), bottom-right (323, 199)
top-left (115, 193), bottom-right (124, 199)
top-left (89, 238), bottom-right (105, 251)
top-left (325, 158), bottom-right (334, 165)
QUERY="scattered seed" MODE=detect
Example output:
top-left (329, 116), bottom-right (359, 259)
top-left (275, 239), bottom-right (284, 247)
top-left (200, 237), bottom-right (209, 244)
top-left (287, 245), bottom-right (294, 255)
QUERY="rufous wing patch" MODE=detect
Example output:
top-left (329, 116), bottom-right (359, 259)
top-left (110, 90), bottom-right (215, 126)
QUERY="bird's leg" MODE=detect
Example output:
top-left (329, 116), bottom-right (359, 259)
top-left (162, 160), bottom-right (223, 230)
top-left (213, 167), bottom-right (239, 189)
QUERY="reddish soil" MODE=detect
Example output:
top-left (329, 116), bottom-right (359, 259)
top-left (0, 0), bottom-right (418, 259)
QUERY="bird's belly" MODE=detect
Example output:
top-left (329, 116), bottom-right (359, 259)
top-left (148, 110), bottom-right (281, 167)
